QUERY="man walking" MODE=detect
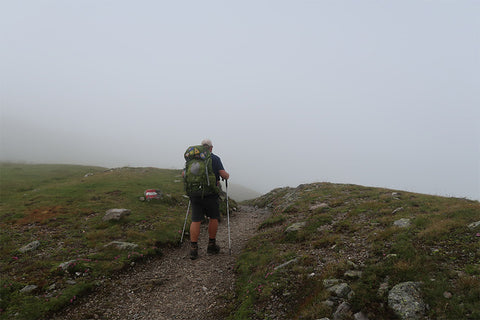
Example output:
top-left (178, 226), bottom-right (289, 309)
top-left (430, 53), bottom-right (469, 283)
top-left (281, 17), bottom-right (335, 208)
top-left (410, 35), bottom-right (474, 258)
top-left (188, 139), bottom-right (229, 260)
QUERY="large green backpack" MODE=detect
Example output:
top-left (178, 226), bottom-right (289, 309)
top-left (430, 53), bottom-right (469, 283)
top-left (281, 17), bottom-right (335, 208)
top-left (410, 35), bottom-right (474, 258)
top-left (183, 145), bottom-right (219, 197)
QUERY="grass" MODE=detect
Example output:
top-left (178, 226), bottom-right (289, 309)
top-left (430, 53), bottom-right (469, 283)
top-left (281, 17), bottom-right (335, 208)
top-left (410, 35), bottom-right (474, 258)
top-left (234, 182), bottom-right (480, 319)
top-left (0, 163), bottom-right (237, 320)
top-left (2, 165), bottom-right (479, 319)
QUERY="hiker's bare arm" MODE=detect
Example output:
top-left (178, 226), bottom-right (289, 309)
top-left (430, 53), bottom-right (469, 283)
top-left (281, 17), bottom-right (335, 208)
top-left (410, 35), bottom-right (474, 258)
top-left (219, 170), bottom-right (229, 180)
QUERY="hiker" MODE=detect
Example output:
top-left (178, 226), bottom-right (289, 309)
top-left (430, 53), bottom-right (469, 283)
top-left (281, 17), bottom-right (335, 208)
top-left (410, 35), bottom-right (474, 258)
top-left (186, 139), bottom-right (229, 260)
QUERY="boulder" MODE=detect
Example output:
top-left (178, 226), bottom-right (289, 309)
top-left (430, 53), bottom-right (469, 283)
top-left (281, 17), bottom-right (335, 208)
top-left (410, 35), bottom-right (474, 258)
top-left (19, 240), bottom-right (40, 253)
top-left (388, 281), bottom-right (426, 320)
top-left (103, 208), bottom-right (131, 221)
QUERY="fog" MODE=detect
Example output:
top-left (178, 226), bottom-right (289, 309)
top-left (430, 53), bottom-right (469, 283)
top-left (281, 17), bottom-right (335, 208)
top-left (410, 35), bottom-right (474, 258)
top-left (1, 1), bottom-right (479, 200)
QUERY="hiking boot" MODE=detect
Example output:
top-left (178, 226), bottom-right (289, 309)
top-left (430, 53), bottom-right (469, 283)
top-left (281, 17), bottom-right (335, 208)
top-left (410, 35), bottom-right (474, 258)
top-left (190, 243), bottom-right (199, 260)
top-left (207, 241), bottom-right (220, 254)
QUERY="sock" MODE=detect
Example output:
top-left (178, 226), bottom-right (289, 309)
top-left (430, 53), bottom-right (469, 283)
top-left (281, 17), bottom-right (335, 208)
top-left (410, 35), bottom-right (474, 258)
top-left (191, 242), bottom-right (198, 249)
top-left (209, 238), bottom-right (216, 244)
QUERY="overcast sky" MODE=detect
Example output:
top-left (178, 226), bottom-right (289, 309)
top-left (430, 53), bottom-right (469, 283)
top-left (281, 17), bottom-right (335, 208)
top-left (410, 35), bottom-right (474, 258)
top-left (1, 1), bottom-right (479, 200)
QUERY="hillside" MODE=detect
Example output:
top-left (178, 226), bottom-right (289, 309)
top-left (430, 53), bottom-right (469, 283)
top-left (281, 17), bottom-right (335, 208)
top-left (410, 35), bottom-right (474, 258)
top-left (1, 164), bottom-right (479, 319)
top-left (0, 163), bottom-right (237, 320)
top-left (232, 183), bottom-right (480, 319)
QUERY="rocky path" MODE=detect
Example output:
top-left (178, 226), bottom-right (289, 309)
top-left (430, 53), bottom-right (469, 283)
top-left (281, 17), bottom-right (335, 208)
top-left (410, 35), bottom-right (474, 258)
top-left (50, 205), bottom-right (270, 320)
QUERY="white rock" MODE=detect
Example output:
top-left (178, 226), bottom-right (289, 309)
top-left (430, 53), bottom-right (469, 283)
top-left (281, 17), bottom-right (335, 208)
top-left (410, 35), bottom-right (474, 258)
top-left (19, 240), bottom-right (40, 253)
top-left (20, 285), bottom-right (37, 293)
top-left (468, 221), bottom-right (480, 229)
top-left (393, 218), bottom-right (411, 228)
top-left (103, 208), bottom-right (131, 221)
top-left (285, 222), bottom-right (306, 233)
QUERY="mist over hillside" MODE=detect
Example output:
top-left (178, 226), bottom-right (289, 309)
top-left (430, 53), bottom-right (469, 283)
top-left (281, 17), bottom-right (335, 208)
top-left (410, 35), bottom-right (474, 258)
top-left (221, 182), bottom-right (262, 202)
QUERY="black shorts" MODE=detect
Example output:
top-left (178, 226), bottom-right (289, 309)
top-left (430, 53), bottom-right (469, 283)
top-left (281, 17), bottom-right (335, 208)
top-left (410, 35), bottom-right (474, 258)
top-left (190, 195), bottom-right (220, 222)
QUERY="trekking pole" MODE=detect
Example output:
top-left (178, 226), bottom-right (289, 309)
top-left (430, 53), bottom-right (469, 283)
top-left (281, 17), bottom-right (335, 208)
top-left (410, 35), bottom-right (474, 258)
top-left (180, 200), bottom-right (191, 243)
top-left (226, 180), bottom-right (231, 255)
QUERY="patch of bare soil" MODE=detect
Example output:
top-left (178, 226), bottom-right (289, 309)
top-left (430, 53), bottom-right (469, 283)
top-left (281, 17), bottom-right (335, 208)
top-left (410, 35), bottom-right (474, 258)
top-left (49, 205), bottom-right (270, 320)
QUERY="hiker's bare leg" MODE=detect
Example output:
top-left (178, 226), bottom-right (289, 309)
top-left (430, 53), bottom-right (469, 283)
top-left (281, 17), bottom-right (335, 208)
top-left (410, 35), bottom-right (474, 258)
top-left (190, 221), bottom-right (201, 242)
top-left (208, 218), bottom-right (218, 239)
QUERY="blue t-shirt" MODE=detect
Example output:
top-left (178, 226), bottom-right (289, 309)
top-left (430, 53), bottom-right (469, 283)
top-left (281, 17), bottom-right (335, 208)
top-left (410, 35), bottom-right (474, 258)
top-left (211, 153), bottom-right (224, 181)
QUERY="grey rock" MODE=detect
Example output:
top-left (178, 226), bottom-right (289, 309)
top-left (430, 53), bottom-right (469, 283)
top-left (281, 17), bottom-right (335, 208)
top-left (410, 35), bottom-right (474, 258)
top-left (104, 241), bottom-right (138, 250)
top-left (310, 203), bottom-right (329, 211)
top-left (322, 299), bottom-right (336, 308)
top-left (327, 283), bottom-right (352, 298)
top-left (103, 208), bottom-right (131, 221)
top-left (285, 221), bottom-right (306, 233)
top-left (274, 258), bottom-right (298, 270)
top-left (468, 221), bottom-right (480, 229)
top-left (20, 285), bottom-right (37, 293)
top-left (19, 240), bottom-right (40, 253)
top-left (388, 281), bottom-right (426, 320)
top-left (344, 270), bottom-right (363, 279)
top-left (354, 311), bottom-right (369, 320)
top-left (59, 260), bottom-right (77, 271)
top-left (323, 278), bottom-right (341, 288)
top-left (393, 218), bottom-right (411, 228)
top-left (392, 207), bottom-right (404, 214)
top-left (333, 302), bottom-right (352, 320)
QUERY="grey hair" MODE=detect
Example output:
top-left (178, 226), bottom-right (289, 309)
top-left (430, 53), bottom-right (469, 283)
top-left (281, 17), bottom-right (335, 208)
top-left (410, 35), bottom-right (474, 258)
top-left (201, 139), bottom-right (213, 147)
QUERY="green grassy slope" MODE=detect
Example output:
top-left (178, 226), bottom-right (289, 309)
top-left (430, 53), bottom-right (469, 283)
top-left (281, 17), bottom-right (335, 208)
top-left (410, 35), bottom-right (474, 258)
top-left (2, 164), bottom-right (479, 319)
top-left (231, 183), bottom-right (480, 319)
top-left (0, 163), bottom-right (236, 320)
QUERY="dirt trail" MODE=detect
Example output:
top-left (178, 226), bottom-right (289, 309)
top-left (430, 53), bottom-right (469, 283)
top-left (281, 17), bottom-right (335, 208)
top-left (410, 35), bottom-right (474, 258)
top-left (50, 205), bottom-right (269, 320)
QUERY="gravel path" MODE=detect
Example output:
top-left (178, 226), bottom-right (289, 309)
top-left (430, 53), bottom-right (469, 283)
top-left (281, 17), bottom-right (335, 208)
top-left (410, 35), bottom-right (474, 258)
top-left (50, 205), bottom-right (270, 320)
